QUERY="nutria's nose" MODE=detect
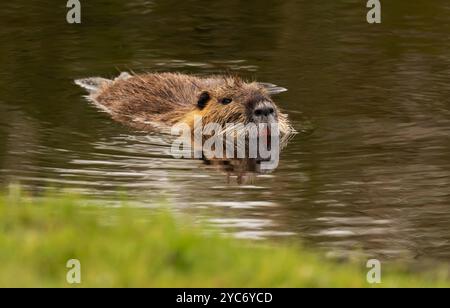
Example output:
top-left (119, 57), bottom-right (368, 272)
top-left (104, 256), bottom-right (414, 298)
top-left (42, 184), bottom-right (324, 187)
top-left (254, 107), bottom-right (275, 117)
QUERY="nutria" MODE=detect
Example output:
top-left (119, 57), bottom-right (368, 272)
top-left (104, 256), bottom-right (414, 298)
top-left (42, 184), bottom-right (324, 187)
top-left (75, 72), bottom-right (295, 138)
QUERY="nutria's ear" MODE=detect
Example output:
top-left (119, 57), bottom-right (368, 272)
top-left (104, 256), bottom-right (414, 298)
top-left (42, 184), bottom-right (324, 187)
top-left (197, 91), bottom-right (211, 109)
top-left (258, 82), bottom-right (288, 95)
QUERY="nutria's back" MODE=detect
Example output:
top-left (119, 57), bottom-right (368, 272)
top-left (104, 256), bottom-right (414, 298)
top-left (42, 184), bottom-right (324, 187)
top-left (91, 73), bottom-right (206, 125)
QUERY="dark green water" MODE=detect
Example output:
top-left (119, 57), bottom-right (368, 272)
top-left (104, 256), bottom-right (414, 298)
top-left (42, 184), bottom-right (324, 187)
top-left (1, 1), bottom-right (449, 261)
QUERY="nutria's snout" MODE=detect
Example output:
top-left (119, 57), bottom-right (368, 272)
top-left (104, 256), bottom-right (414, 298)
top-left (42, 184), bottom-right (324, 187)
top-left (251, 100), bottom-right (278, 126)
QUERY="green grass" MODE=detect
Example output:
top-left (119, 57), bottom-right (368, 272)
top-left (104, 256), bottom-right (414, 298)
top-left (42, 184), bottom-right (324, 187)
top-left (0, 190), bottom-right (449, 288)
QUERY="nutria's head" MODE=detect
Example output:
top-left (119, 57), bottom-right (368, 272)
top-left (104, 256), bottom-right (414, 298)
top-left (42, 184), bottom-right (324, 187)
top-left (188, 77), bottom-right (293, 136)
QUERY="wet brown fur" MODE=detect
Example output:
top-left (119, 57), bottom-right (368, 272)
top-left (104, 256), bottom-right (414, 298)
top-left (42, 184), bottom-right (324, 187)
top-left (90, 73), bottom-right (292, 134)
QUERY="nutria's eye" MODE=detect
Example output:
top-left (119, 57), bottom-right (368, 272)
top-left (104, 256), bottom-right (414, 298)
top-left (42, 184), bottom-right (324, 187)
top-left (221, 98), bottom-right (233, 105)
top-left (197, 91), bottom-right (211, 109)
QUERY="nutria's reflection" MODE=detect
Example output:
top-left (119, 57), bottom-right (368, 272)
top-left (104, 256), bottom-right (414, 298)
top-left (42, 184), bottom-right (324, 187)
top-left (89, 117), bottom-right (293, 184)
top-left (197, 130), bottom-right (295, 184)
top-left (202, 157), bottom-right (275, 184)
